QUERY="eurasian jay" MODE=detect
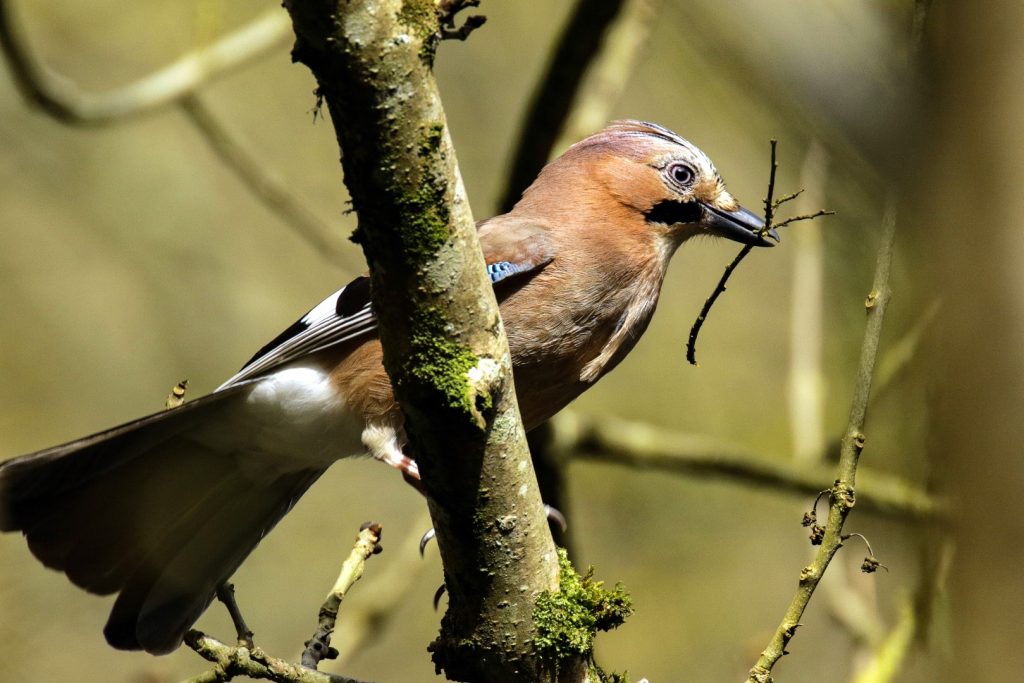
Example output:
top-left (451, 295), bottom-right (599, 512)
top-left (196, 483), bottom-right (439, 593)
top-left (0, 120), bottom-right (775, 654)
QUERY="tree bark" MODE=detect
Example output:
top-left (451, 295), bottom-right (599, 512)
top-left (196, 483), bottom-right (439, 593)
top-left (282, 2), bottom-right (580, 681)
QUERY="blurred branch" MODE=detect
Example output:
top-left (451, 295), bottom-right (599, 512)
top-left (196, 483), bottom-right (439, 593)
top-left (0, 2), bottom-right (354, 266)
top-left (849, 539), bottom-right (952, 683)
top-left (552, 0), bottom-right (660, 152)
top-left (554, 411), bottom-right (946, 522)
top-left (746, 196), bottom-right (898, 683)
top-left (787, 140), bottom-right (829, 464)
top-left (178, 94), bottom-right (357, 268)
top-left (873, 299), bottom-right (939, 401)
top-left (0, 3), bottom-right (289, 125)
top-left (498, 0), bottom-right (628, 212)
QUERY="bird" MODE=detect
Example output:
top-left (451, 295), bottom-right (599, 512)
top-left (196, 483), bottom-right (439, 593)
top-left (0, 120), bottom-right (776, 655)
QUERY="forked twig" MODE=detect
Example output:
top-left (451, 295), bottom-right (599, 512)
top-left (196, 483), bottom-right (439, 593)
top-left (686, 139), bottom-right (832, 366)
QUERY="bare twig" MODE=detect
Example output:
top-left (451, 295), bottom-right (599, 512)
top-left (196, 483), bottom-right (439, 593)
top-left (774, 209), bottom-right (835, 230)
top-left (746, 195), bottom-right (899, 683)
top-left (165, 379), bottom-right (189, 409)
top-left (178, 94), bottom-right (357, 268)
top-left (0, 3), bottom-right (290, 125)
top-left (686, 140), bottom-right (832, 366)
top-left (553, 412), bottom-right (946, 522)
top-left (685, 140), bottom-right (777, 367)
top-left (332, 512), bottom-right (431, 662)
top-left (216, 582), bottom-right (255, 649)
top-left (301, 523), bottom-right (383, 670)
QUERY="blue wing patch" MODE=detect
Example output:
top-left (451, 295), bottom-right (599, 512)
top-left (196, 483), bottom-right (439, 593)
top-left (487, 261), bottom-right (531, 284)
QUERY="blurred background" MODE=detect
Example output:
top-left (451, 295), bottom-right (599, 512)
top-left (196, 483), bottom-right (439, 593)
top-left (0, 0), bottom-right (1017, 681)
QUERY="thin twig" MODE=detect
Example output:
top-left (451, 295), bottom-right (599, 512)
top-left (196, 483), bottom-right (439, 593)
top-left (0, 3), bottom-right (290, 125)
top-left (332, 512), bottom-right (431, 663)
top-left (178, 94), bottom-right (357, 268)
top-left (746, 195), bottom-right (899, 683)
top-left (301, 523), bottom-right (383, 670)
top-left (216, 582), bottom-right (255, 649)
top-left (686, 140), bottom-right (832, 366)
top-left (685, 140), bottom-right (777, 366)
top-left (774, 209), bottom-right (835, 230)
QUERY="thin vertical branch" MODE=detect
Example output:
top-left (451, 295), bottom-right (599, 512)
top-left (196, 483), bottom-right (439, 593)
top-left (746, 197), bottom-right (897, 683)
top-left (787, 139), bottom-right (829, 464)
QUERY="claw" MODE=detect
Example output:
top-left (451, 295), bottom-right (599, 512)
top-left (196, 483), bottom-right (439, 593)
top-left (420, 505), bottom-right (566, 557)
top-left (419, 527), bottom-right (436, 557)
top-left (433, 582), bottom-right (447, 611)
top-left (544, 504), bottom-right (568, 533)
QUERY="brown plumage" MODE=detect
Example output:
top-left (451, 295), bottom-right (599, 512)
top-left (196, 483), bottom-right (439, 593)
top-left (0, 120), bottom-right (774, 654)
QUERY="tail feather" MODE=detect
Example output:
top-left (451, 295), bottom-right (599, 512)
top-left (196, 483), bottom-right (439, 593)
top-left (0, 384), bottom-right (326, 654)
top-left (106, 467), bottom-right (321, 653)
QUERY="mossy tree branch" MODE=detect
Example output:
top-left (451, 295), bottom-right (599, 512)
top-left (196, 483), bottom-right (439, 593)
top-left (281, 3), bottom-right (585, 681)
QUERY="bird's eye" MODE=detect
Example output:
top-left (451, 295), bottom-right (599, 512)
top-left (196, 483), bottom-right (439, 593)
top-left (667, 163), bottom-right (695, 187)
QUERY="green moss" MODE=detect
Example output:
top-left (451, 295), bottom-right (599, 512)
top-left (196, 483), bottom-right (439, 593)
top-left (533, 549), bottom-right (633, 662)
top-left (419, 122), bottom-right (445, 157)
top-left (397, 0), bottom-right (440, 62)
top-left (402, 306), bottom-right (484, 422)
top-left (387, 124), bottom-right (451, 264)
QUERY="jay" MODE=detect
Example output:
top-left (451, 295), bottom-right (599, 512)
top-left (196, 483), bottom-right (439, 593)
top-left (0, 120), bottom-right (775, 655)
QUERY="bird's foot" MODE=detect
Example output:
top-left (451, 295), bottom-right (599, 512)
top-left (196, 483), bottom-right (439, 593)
top-left (418, 504), bottom-right (567, 556)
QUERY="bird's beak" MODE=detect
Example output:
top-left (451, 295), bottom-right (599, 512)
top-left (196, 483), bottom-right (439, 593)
top-left (700, 203), bottom-right (779, 247)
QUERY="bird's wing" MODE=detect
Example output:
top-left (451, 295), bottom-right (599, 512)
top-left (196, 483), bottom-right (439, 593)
top-left (478, 215), bottom-right (556, 286)
top-left (220, 218), bottom-right (555, 389)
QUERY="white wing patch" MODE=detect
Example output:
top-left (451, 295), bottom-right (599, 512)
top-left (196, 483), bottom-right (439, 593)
top-left (217, 286), bottom-right (377, 390)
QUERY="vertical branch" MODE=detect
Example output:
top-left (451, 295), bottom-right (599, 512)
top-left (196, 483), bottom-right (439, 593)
top-left (281, 3), bottom-right (575, 681)
top-left (551, 0), bottom-right (660, 153)
top-left (787, 140), bottom-right (829, 464)
top-left (746, 197), bottom-right (897, 683)
top-left (498, 0), bottom-right (627, 212)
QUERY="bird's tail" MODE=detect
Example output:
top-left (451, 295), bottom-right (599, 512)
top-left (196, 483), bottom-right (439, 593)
top-left (0, 386), bottom-right (324, 654)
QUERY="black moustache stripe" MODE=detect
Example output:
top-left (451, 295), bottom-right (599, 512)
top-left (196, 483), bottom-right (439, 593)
top-left (644, 199), bottom-right (702, 226)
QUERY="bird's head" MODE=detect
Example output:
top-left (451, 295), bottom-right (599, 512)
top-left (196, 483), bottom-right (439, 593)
top-left (519, 120), bottom-right (777, 257)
